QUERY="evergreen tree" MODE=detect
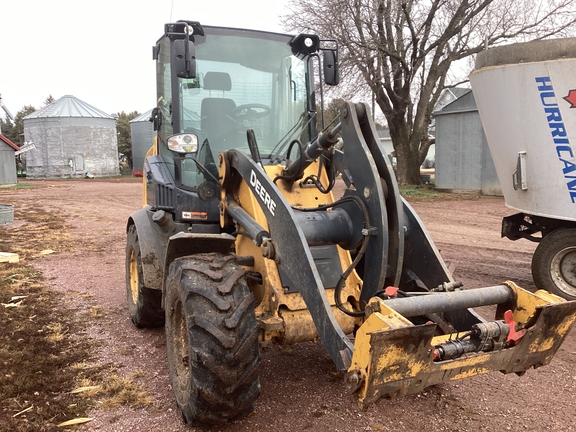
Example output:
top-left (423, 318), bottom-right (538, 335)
top-left (116, 111), bottom-right (140, 167)
top-left (44, 95), bottom-right (55, 106)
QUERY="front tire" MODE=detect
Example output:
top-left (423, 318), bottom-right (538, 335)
top-left (125, 224), bottom-right (164, 327)
top-left (532, 228), bottom-right (576, 300)
top-left (165, 252), bottom-right (261, 424)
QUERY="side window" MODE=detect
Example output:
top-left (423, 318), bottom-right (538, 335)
top-left (156, 38), bottom-right (176, 180)
top-left (156, 38), bottom-right (173, 139)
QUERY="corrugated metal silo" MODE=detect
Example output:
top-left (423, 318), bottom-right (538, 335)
top-left (129, 109), bottom-right (154, 174)
top-left (433, 90), bottom-right (502, 196)
top-left (23, 95), bottom-right (120, 178)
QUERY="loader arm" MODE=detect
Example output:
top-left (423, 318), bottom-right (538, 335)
top-left (220, 149), bottom-right (354, 370)
top-left (218, 101), bottom-right (409, 370)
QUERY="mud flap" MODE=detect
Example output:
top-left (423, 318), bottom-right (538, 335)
top-left (347, 289), bottom-right (576, 410)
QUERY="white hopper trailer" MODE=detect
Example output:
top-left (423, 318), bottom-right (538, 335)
top-left (470, 39), bottom-right (576, 300)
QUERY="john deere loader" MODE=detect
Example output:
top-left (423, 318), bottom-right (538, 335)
top-left (126, 21), bottom-right (576, 424)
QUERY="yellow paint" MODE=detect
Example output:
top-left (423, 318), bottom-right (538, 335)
top-left (375, 346), bottom-right (427, 377)
top-left (348, 300), bottom-right (420, 395)
top-left (503, 281), bottom-right (566, 326)
top-left (532, 336), bottom-right (555, 352)
top-left (450, 367), bottom-right (491, 381)
top-left (438, 353), bottom-right (492, 370)
top-left (556, 316), bottom-right (576, 334)
top-left (431, 334), bottom-right (455, 345)
top-left (532, 289), bottom-right (566, 303)
top-left (348, 313), bottom-right (388, 399)
top-left (350, 314), bottom-right (384, 370)
top-left (529, 314), bottom-right (576, 352)
top-left (129, 248), bottom-right (139, 304)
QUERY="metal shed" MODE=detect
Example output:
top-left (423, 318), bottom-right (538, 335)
top-left (433, 90), bottom-right (502, 196)
top-left (129, 109), bottom-right (154, 174)
top-left (23, 95), bottom-right (120, 179)
top-left (0, 134), bottom-right (19, 185)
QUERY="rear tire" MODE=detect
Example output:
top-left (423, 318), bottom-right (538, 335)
top-left (532, 228), bottom-right (576, 300)
top-left (165, 252), bottom-right (261, 424)
top-left (125, 225), bottom-right (165, 327)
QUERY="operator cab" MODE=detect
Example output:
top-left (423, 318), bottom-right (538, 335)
top-left (146, 21), bottom-right (338, 224)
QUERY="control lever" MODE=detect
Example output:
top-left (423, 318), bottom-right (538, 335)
top-left (247, 129), bottom-right (262, 166)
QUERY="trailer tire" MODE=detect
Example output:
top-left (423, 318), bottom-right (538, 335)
top-left (126, 224), bottom-right (165, 327)
top-left (532, 228), bottom-right (576, 300)
top-left (165, 252), bottom-right (261, 424)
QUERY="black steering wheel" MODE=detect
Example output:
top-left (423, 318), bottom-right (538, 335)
top-left (232, 103), bottom-right (271, 120)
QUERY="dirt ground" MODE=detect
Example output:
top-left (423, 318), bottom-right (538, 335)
top-left (1, 179), bottom-right (575, 432)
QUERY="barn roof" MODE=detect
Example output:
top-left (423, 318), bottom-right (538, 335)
top-left (0, 134), bottom-right (20, 151)
top-left (24, 95), bottom-right (115, 120)
top-left (433, 90), bottom-right (476, 116)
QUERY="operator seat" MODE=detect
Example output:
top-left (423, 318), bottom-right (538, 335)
top-left (201, 72), bottom-right (237, 147)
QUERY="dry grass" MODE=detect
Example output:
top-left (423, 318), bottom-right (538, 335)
top-left (0, 261), bottom-right (95, 431)
top-left (45, 322), bottom-right (68, 344)
top-left (0, 202), bottom-right (76, 261)
top-left (89, 306), bottom-right (105, 319)
top-left (73, 372), bottom-right (154, 409)
top-left (0, 193), bottom-right (153, 431)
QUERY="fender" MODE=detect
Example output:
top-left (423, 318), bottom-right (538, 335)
top-left (128, 206), bottom-right (236, 296)
top-left (160, 231), bottom-right (236, 295)
top-left (127, 206), bottom-right (168, 291)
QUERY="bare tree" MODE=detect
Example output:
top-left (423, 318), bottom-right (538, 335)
top-left (283, 0), bottom-right (576, 184)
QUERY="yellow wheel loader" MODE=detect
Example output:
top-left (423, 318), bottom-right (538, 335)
top-left (126, 21), bottom-right (576, 425)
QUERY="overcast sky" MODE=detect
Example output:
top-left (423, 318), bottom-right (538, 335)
top-left (0, 0), bottom-right (291, 118)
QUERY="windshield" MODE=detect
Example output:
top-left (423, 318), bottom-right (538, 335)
top-left (156, 28), bottom-right (313, 191)
top-left (180, 30), bottom-right (310, 156)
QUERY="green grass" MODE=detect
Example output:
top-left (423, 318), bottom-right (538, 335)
top-left (0, 182), bottom-right (35, 190)
top-left (399, 184), bottom-right (438, 199)
top-left (399, 184), bottom-right (482, 202)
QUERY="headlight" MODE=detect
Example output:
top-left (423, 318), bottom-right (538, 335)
top-left (167, 133), bottom-right (198, 153)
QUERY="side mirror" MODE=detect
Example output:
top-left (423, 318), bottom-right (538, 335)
top-left (150, 107), bottom-right (162, 131)
top-left (172, 39), bottom-right (197, 79)
top-left (323, 50), bottom-right (340, 86)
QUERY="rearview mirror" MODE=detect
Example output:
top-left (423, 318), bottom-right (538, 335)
top-left (323, 50), bottom-right (339, 86)
top-left (172, 39), bottom-right (197, 79)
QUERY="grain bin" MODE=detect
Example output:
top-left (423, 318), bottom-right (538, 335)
top-left (23, 95), bottom-right (120, 179)
top-left (130, 109), bottom-right (154, 174)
